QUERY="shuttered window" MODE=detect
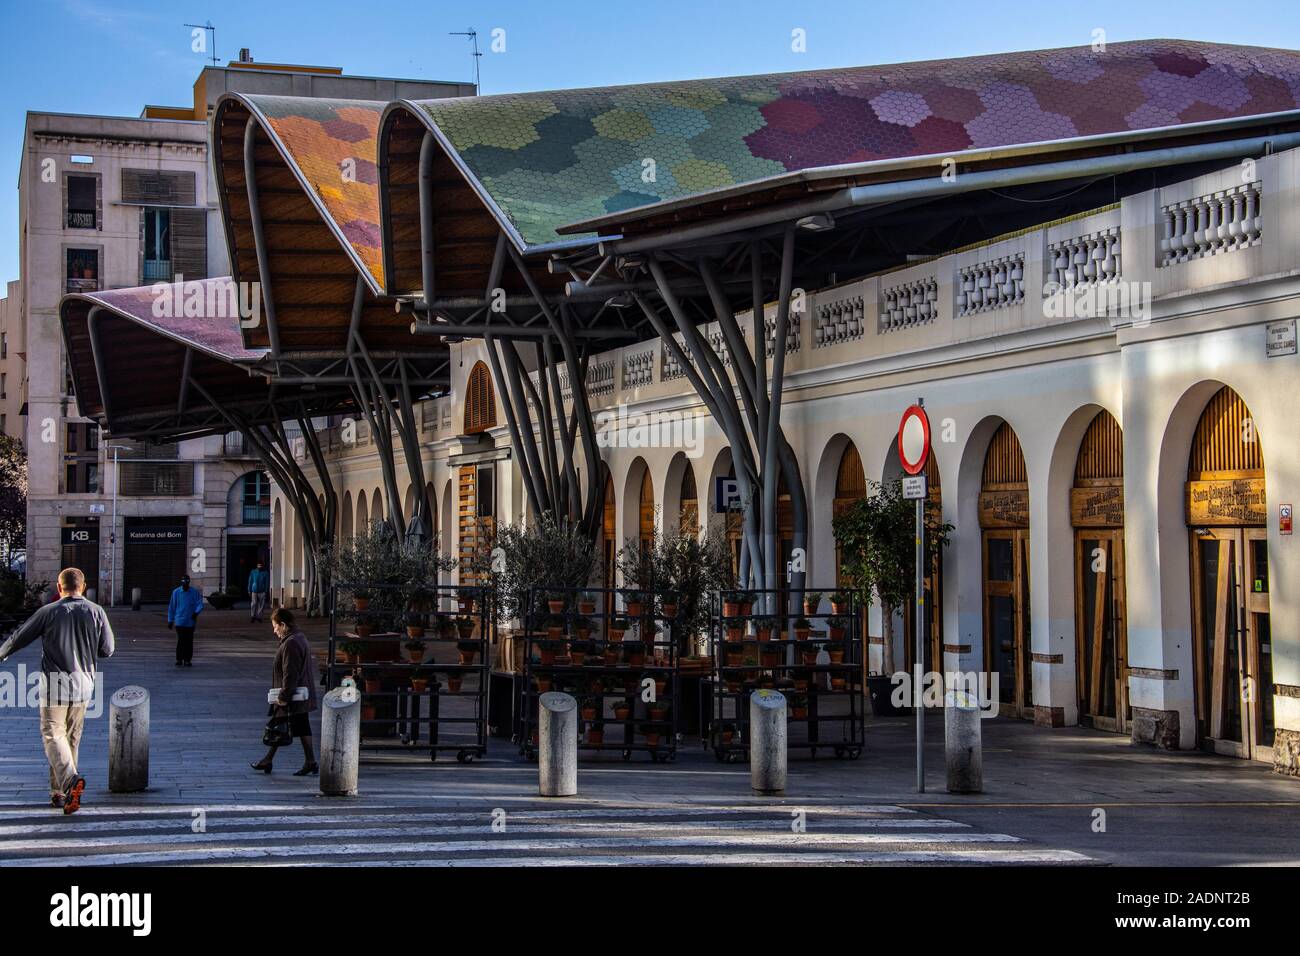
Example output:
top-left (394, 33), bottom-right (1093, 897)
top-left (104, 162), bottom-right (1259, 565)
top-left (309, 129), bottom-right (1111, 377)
top-left (120, 169), bottom-right (196, 206)
top-left (463, 361), bottom-right (497, 435)
top-left (168, 207), bottom-right (207, 279)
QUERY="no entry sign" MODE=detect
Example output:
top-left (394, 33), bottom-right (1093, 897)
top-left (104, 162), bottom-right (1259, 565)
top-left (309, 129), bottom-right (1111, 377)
top-left (898, 404), bottom-right (931, 476)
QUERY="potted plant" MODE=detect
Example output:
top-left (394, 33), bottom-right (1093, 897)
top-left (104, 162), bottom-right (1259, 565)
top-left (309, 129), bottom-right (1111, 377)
top-left (803, 591), bottom-right (824, 616)
top-left (613, 700), bottom-right (631, 721)
top-left (575, 616), bottom-right (593, 641)
top-left (355, 618), bottom-right (374, 639)
top-left (455, 615), bottom-right (476, 640)
top-left (831, 675), bottom-right (848, 691)
top-left (792, 669), bottom-right (810, 693)
top-left (603, 645), bottom-right (620, 665)
top-left (648, 698), bottom-right (668, 722)
top-left (403, 639), bottom-right (427, 663)
top-left (538, 640), bottom-right (559, 666)
top-left (578, 594), bottom-right (597, 615)
top-left (793, 617), bottom-right (813, 640)
top-left (801, 641), bottom-right (822, 666)
top-left (338, 640), bottom-right (364, 665)
top-left (580, 698), bottom-right (597, 721)
top-left (760, 643), bottom-right (781, 669)
top-left (720, 723), bottom-right (736, 745)
top-left (410, 671), bottom-right (429, 695)
top-left (722, 592), bottom-right (742, 618)
top-left (653, 676), bottom-right (667, 698)
top-left (738, 591), bottom-right (757, 616)
top-left (827, 642), bottom-right (845, 665)
top-left (830, 591), bottom-right (852, 615)
top-left (623, 641), bottom-right (645, 668)
top-left (607, 616), bottom-right (628, 642)
top-left (587, 726), bottom-right (604, 746)
top-left (642, 724), bottom-right (660, 748)
top-left (353, 591), bottom-right (372, 612)
top-left (625, 591), bottom-right (648, 617)
top-left (570, 639), bottom-right (590, 665)
top-left (363, 676), bottom-right (383, 694)
top-left (457, 640), bottom-right (478, 666)
top-left (446, 673), bottom-right (463, 693)
top-left (660, 596), bottom-right (678, 618)
top-left (723, 642), bottom-right (744, 668)
top-left (827, 616), bottom-right (848, 641)
top-left (754, 616), bottom-right (776, 642)
top-left (360, 703), bottom-right (376, 722)
top-left (535, 675), bottom-right (552, 694)
top-left (547, 591), bottom-right (567, 615)
top-left (789, 695), bottom-right (808, 720)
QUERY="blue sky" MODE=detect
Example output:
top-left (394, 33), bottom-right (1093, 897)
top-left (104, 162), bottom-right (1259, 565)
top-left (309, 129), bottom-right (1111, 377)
top-left (4, 0), bottom-right (1300, 283)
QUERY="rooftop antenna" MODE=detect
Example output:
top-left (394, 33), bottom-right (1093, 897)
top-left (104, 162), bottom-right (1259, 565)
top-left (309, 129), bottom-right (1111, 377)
top-left (449, 28), bottom-right (482, 92)
top-left (184, 21), bottom-right (218, 67)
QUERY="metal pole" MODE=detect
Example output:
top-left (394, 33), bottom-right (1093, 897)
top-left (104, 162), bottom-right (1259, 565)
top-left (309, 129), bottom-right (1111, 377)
top-left (111, 445), bottom-right (121, 607)
top-left (915, 490), bottom-right (925, 793)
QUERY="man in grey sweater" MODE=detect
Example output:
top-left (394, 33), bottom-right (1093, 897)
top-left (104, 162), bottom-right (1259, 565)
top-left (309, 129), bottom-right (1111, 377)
top-left (0, 567), bottom-right (115, 814)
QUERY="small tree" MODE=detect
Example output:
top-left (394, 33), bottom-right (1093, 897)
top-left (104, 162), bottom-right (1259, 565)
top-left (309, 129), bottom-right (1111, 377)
top-left (618, 522), bottom-right (732, 651)
top-left (0, 436), bottom-right (27, 569)
top-left (484, 514), bottom-right (597, 624)
top-left (832, 479), bottom-right (952, 674)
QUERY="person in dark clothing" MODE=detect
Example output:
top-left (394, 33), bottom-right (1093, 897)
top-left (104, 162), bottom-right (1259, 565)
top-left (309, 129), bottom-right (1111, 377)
top-left (166, 574), bottom-right (203, 666)
top-left (0, 567), bottom-right (115, 814)
top-left (250, 607), bottom-right (318, 775)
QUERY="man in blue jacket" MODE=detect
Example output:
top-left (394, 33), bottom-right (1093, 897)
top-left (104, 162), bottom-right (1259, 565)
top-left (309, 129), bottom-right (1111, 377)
top-left (167, 575), bottom-right (204, 667)
top-left (247, 560), bottom-right (269, 623)
top-left (0, 567), bottom-right (114, 813)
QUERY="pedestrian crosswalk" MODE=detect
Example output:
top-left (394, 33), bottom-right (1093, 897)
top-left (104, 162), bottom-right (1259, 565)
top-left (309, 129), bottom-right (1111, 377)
top-left (0, 800), bottom-right (1092, 866)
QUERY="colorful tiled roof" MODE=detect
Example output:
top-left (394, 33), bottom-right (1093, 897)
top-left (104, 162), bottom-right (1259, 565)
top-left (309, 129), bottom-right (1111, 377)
top-left (71, 280), bottom-right (260, 361)
top-left (241, 95), bottom-right (386, 286)
top-left (408, 39), bottom-right (1300, 245)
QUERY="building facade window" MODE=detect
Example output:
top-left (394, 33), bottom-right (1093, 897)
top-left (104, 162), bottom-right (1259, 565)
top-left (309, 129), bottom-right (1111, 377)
top-left (66, 248), bottom-right (98, 293)
top-left (66, 174), bottom-right (98, 229)
top-left (241, 470), bottom-right (271, 525)
top-left (463, 361), bottom-right (497, 434)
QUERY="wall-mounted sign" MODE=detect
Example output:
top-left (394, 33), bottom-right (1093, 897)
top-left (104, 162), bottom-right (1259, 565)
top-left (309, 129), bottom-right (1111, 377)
top-left (1070, 483), bottom-right (1125, 528)
top-left (978, 488), bottom-right (1029, 528)
top-left (1186, 478), bottom-right (1267, 526)
top-left (1266, 319), bottom-right (1297, 358)
top-left (60, 526), bottom-right (98, 546)
top-left (714, 476), bottom-right (742, 512)
top-left (902, 475), bottom-right (927, 500)
top-left (124, 526), bottom-right (187, 544)
top-left (88, 503), bottom-right (106, 514)
top-left (1282, 503), bottom-right (1293, 535)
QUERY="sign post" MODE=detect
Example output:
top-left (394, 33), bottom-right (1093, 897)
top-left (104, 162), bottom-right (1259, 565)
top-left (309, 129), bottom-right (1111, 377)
top-left (898, 400), bottom-right (931, 793)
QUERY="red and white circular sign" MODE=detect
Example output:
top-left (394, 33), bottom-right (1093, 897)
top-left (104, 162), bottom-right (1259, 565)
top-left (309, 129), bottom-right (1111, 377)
top-left (897, 404), bottom-right (931, 476)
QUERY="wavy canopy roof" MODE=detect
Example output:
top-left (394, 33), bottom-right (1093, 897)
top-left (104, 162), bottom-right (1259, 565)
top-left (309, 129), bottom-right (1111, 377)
top-left (61, 280), bottom-right (352, 440)
top-left (399, 39), bottom-right (1300, 246)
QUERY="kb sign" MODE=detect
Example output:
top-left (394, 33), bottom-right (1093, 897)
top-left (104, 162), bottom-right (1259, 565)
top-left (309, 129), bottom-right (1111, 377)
top-left (61, 526), bottom-right (98, 546)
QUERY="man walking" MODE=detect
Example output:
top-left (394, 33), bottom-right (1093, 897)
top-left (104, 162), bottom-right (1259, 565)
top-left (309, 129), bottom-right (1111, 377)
top-left (247, 560), bottom-right (269, 623)
top-left (167, 574), bottom-right (203, 667)
top-left (0, 567), bottom-right (115, 814)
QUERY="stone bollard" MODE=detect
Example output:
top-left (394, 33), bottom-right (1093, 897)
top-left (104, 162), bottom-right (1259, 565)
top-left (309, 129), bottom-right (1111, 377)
top-left (749, 689), bottom-right (787, 794)
top-left (320, 682), bottom-right (361, 796)
top-left (944, 689), bottom-right (983, 794)
top-left (130, 588), bottom-right (142, 611)
top-left (109, 686), bottom-right (150, 792)
top-left (538, 691), bottom-right (577, 797)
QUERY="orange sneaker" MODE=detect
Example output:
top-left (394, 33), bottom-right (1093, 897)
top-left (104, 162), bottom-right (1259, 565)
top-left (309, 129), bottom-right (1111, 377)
top-left (62, 776), bottom-right (85, 816)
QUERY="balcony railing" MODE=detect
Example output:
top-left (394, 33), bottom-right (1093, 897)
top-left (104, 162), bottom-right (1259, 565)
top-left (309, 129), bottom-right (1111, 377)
top-left (142, 259), bottom-right (173, 283)
top-left (241, 503), bottom-right (271, 525)
top-left (66, 210), bottom-right (96, 229)
top-left (65, 276), bottom-right (98, 294)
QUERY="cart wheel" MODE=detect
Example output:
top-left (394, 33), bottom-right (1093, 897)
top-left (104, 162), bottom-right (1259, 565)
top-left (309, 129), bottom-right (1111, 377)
top-left (457, 749), bottom-right (474, 764)
top-left (834, 745), bottom-right (846, 758)
top-left (622, 749), bottom-right (632, 761)
top-left (428, 750), bottom-right (437, 762)
top-left (848, 747), bottom-right (862, 759)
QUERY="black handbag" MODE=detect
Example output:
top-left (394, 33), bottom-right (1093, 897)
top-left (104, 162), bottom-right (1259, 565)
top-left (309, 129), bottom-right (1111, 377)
top-left (262, 712), bottom-right (293, 747)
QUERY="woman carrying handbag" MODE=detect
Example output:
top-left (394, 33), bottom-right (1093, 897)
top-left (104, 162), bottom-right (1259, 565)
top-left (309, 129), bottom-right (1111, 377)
top-left (251, 607), bottom-right (319, 775)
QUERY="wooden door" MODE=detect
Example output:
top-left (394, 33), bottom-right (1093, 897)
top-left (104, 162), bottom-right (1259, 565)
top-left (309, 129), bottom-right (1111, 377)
top-left (984, 529), bottom-right (1031, 717)
top-left (1074, 530), bottom-right (1128, 732)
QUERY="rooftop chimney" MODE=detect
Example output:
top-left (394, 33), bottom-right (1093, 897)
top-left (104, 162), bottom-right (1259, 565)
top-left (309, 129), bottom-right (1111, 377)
top-left (238, 48), bottom-right (253, 63)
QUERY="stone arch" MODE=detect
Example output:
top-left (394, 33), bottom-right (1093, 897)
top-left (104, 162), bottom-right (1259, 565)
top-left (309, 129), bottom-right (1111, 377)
top-left (663, 451), bottom-right (699, 538)
top-left (340, 490), bottom-right (353, 543)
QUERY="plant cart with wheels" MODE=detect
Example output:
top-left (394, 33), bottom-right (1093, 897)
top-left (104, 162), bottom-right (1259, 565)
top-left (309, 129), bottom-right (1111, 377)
top-left (518, 585), bottom-right (681, 764)
top-left (708, 587), bottom-right (865, 762)
top-left (327, 582), bottom-right (489, 763)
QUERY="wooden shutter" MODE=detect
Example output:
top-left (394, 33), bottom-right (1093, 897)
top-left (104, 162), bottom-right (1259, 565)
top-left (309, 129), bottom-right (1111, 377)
top-left (169, 208), bottom-right (207, 279)
top-left (120, 169), bottom-right (196, 206)
top-left (463, 362), bottom-right (497, 435)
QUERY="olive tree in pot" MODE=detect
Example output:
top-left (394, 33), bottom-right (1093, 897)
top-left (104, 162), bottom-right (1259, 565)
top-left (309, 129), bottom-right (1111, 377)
top-left (832, 478), bottom-right (951, 716)
top-left (479, 514), bottom-right (598, 628)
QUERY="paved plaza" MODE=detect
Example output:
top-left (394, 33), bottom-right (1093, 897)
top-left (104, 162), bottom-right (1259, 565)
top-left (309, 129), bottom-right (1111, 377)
top-left (1, 608), bottom-right (1298, 866)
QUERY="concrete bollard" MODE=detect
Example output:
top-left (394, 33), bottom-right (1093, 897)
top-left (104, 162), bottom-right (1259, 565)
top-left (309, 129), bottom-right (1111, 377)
top-left (944, 689), bottom-right (983, 794)
top-left (538, 692), bottom-right (577, 797)
top-left (130, 588), bottom-right (142, 611)
top-left (749, 689), bottom-right (787, 794)
top-left (109, 685), bottom-right (149, 792)
top-left (320, 682), bottom-right (361, 796)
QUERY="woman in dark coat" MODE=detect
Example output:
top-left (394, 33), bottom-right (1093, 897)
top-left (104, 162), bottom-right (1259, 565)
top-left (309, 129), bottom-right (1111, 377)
top-left (250, 607), bottom-right (319, 775)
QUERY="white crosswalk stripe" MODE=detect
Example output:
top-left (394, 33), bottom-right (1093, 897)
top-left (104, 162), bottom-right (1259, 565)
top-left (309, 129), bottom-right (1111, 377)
top-left (0, 801), bottom-right (1092, 867)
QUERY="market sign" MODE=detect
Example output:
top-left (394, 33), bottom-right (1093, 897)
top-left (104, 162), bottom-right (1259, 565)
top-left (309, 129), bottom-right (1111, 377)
top-left (1070, 483), bottom-right (1125, 528)
top-left (1186, 478), bottom-right (1267, 526)
top-left (978, 489), bottom-right (1029, 528)
top-left (60, 526), bottom-right (98, 545)
top-left (1266, 319), bottom-right (1297, 358)
top-left (125, 526), bottom-right (187, 543)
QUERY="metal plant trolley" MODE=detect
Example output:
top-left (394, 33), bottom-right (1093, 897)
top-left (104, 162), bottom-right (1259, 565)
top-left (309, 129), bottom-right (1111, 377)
top-left (519, 586), bottom-right (681, 763)
top-left (708, 588), bottom-right (865, 761)
top-left (327, 582), bottom-right (489, 763)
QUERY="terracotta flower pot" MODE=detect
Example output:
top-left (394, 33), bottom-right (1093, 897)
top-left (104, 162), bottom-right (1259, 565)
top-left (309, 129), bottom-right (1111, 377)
top-left (831, 677), bottom-right (847, 691)
top-left (722, 601), bottom-right (741, 617)
top-left (410, 679), bottom-right (428, 694)
top-left (547, 600), bottom-right (565, 614)
top-left (654, 679), bottom-right (666, 697)
top-left (794, 680), bottom-right (809, 693)
top-left (607, 629), bottom-right (625, 643)
top-left (831, 602), bottom-right (850, 615)
top-left (721, 730), bottom-right (734, 745)
top-left (626, 652), bottom-right (645, 667)
top-left (459, 650), bottom-right (477, 666)
top-left (756, 628), bottom-right (772, 642)
top-left (791, 706), bottom-right (808, 720)
top-left (614, 707), bottom-right (630, 721)
top-left (829, 627), bottom-right (846, 641)
top-left (354, 596), bottom-right (371, 611)
top-left (801, 650), bottom-right (819, 666)
top-left (648, 707), bottom-right (666, 722)
top-left (356, 623), bottom-right (373, 639)
top-left (363, 678), bottom-right (382, 694)
top-left (604, 649), bottom-right (619, 665)
top-left (740, 602), bottom-right (754, 617)
top-left (361, 704), bottom-right (376, 722)
top-left (578, 601), bottom-right (596, 615)
top-left (581, 707), bottom-right (596, 721)
top-left (587, 730), bottom-right (603, 745)
top-left (406, 625), bottom-right (425, 639)
top-left (662, 603), bottom-right (678, 618)
top-left (795, 628), bottom-right (811, 641)
top-left (644, 732), bottom-right (660, 747)
top-left (804, 602), bottom-right (819, 616)
top-left (760, 648), bottom-right (780, 668)
top-left (539, 648), bottom-right (556, 666)
top-left (626, 601), bottom-right (644, 617)
top-left (726, 627), bottom-right (743, 642)
top-left (829, 648), bottom-right (845, 664)
top-left (535, 677), bottom-right (552, 693)
top-left (447, 676), bottom-right (463, 693)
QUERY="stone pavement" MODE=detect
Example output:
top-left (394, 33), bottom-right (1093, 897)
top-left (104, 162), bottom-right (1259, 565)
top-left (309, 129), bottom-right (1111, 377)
top-left (0, 606), bottom-right (1297, 865)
